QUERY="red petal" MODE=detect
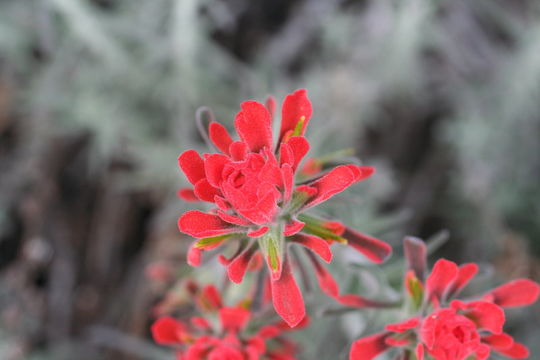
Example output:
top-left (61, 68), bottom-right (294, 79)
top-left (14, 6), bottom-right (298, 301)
top-left (302, 165), bottom-right (358, 209)
top-left (194, 178), bottom-right (220, 202)
top-left (279, 142), bottom-right (295, 167)
top-left (219, 307), bottom-right (251, 332)
top-left (191, 316), bottom-right (211, 331)
top-left (486, 279), bottom-right (540, 307)
top-left (187, 244), bottom-right (202, 266)
top-left (447, 263), bottom-right (478, 298)
top-left (342, 228), bottom-right (392, 264)
top-left (337, 294), bottom-right (396, 308)
top-left (258, 325), bottom-right (281, 339)
top-left (217, 210), bottom-right (252, 226)
top-left (482, 333), bottom-right (514, 349)
top-left (494, 341), bottom-right (529, 359)
top-left (322, 220), bottom-right (345, 235)
top-left (247, 226), bottom-right (269, 237)
top-left (384, 337), bottom-right (409, 347)
top-left (349, 333), bottom-right (390, 360)
top-left (416, 344), bottom-right (424, 360)
top-left (151, 317), bottom-right (186, 344)
top-left (214, 196), bottom-right (231, 210)
top-left (305, 250), bottom-right (339, 297)
top-left (178, 150), bottom-right (206, 185)
top-left (178, 188), bottom-right (199, 202)
top-left (246, 336), bottom-right (266, 357)
top-left (229, 141), bottom-right (248, 161)
top-left (290, 234), bottom-right (332, 263)
top-left (204, 154), bottom-right (229, 187)
top-left (234, 101), bottom-right (273, 152)
top-left (209, 122), bottom-right (233, 155)
top-left (228, 243), bottom-right (258, 283)
top-left (266, 96), bottom-right (276, 119)
top-left (451, 300), bottom-right (505, 334)
top-left (287, 136), bottom-right (310, 171)
top-left (403, 236), bottom-right (427, 280)
top-left (425, 259), bottom-right (458, 302)
top-left (348, 165), bottom-right (375, 182)
top-left (293, 185), bottom-right (317, 198)
top-left (280, 89), bottom-right (312, 141)
top-left (179, 210), bottom-right (240, 238)
top-left (284, 220), bottom-right (305, 236)
top-left (259, 151), bottom-right (283, 187)
top-left (270, 256), bottom-right (305, 327)
top-left (281, 164), bottom-right (294, 204)
top-left (237, 191), bottom-right (278, 225)
top-left (385, 318), bottom-right (419, 333)
top-left (198, 284), bottom-right (223, 311)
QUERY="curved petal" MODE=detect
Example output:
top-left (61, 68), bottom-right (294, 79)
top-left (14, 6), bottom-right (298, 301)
top-left (305, 250), bottom-right (339, 297)
top-left (194, 178), bottom-right (220, 202)
top-left (493, 341), bottom-right (529, 359)
top-left (219, 307), bottom-right (251, 332)
top-left (204, 154), bottom-right (229, 187)
top-left (178, 188), bottom-right (199, 202)
top-left (179, 210), bottom-right (241, 238)
top-left (229, 141), bottom-right (248, 161)
top-left (451, 300), bottom-right (505, 334)
top-left (290, 234), bottom-right (332, 263)
top-left (235, 101), bottom-right (273, 152)
top-left (485, 279), bottom-right (540, 308)
top-left (425, 259), bottom-right (458, 303)
top-left (209, 122), bottom-right (233, 155)
top-left (284, 219), bottom-right (305, 236)
top-left (287, 136), bottom-right (310, 171)
top-left (342, 228), bottom-right (392, 264)
top-left (151, 317), bottom-right (186, 345)
top-left (482, 333), bottom-right (514, 349)
top-left (385, 318), bottom-right (419, 333)
top-left (280, 89), bottom-right (312, 141)
top-left (350, 332), bottom-right (390, 360)
top-left (270, 255), bottom-right (305, 327)
top-left (337, 294), bottom-right (397, 308)
top-left (447, 263), bottom-right (478, 299)
top-left (187, 244), bottom-right (202, 266)
top-left (227, 241), bottom-right (258, 284)
top-left (403, 236), bottom-right (427, 280)
top-left (301, 165), bottom-right (358, 209)
top-left (197, 285), bottom-right (223, 311)
top-left (247, 226), bottom-right (270, 238)
top-left (178, 150), bottom-right (206, 185)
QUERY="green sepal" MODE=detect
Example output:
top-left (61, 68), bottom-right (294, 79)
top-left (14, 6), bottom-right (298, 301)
top-left (297, 213), bottom-right (347, 244)
top-left (286, 190), bottom-right (312, 214)
top-left (258, 225), bottom-right (284, 280)
top-left (194, 233), bottom-right (234, 250)
top-left (291, 116), bottom-right (305, 137)
top-left (405, 272), bottom-right (424, 311)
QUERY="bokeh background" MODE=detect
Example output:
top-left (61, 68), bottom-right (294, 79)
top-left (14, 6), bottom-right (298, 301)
top-left (1, 0), bottom-right (539, 359)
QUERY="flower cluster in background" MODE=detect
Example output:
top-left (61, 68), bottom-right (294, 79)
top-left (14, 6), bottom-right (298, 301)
top-left (349, 237), bottom-right (540, 359)
top-left (150, 90), bottom-right (540, 360)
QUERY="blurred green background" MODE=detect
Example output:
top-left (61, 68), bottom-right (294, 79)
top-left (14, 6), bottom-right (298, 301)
top-left (0, 0), bottom-right (539, 359)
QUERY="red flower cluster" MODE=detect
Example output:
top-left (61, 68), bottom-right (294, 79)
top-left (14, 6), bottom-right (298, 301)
top-left (177, 89), bottom-right (391, 326)
top-left (349, 237), bottom-right (540, 360)
top-left (152, 282), bottom-right (305, 360)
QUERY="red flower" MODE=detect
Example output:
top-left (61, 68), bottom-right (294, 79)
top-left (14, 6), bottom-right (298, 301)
top-left (151, 283), bottom-right (306, 360)
top-left (348, 237), bottom-right (540, 360)
top-left (177, 89), bottom-right (391, 326)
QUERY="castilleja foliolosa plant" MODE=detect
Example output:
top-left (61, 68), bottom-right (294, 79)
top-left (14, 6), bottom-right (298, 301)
top-left (150, 89), bottom-right (539, 360)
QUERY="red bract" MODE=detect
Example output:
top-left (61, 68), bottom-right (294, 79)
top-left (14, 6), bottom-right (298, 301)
top-left (177, 89), bottom-right (391, 326)
top-left (152, 283), bottom-right (306, 360)
top-left (349, 237), bottom-right (540, 360)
